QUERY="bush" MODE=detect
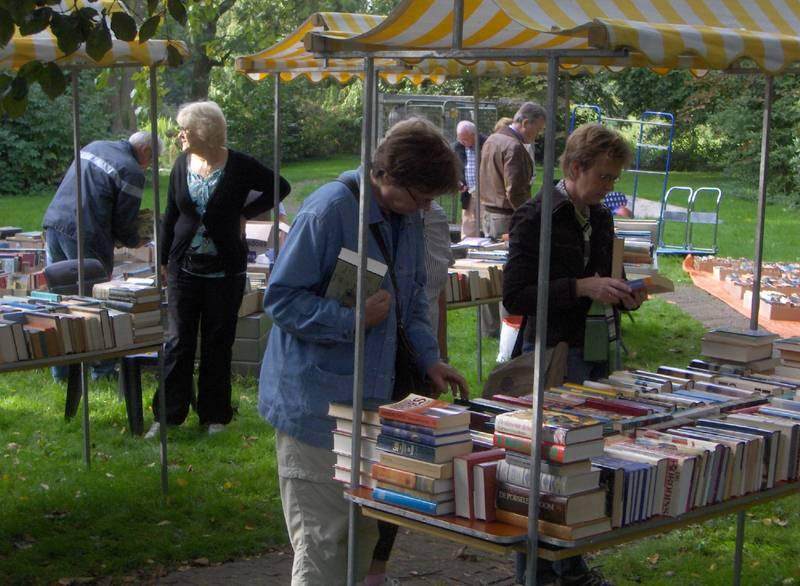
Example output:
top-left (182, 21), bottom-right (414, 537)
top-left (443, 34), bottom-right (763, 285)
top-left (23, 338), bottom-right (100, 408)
top-left (0, 73), bottom-right (114, 197)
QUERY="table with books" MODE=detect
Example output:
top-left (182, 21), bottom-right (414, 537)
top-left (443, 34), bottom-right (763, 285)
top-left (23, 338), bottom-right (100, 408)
top-left (334, 340), bottom-right (800, 581)
top-left (0, 279), bottom-right (168, 486)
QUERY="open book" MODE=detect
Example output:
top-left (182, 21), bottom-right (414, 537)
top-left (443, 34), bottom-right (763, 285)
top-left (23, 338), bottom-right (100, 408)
top-left (324, 247), bottom-right (387, 308)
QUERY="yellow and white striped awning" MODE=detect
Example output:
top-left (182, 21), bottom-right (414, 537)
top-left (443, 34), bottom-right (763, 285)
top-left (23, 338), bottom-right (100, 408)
top-left (306, 0), bottom-right (800, 74)
top-left (236, 12), bottom-right (448, 85)
top-left (0, 0), bottom-right (188, 70)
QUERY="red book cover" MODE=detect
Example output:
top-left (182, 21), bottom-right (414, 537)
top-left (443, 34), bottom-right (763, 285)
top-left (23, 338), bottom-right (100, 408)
top-left (584, 397), bottom-right (651, 417)
top-left (379, 394), bottom-right (470, 430)
top-left (454, 448), bottom-right (505, 519)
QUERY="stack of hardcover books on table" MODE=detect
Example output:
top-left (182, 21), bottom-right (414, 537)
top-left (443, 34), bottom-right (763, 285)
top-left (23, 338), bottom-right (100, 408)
top-left (370, 394), bottom-right (472, 516)
top-left (491, 409), bottom-right (612, 539)
top-left (93, 280), bottom-right (162, 344)
top-left (329, 402), bottom-right (383, 489)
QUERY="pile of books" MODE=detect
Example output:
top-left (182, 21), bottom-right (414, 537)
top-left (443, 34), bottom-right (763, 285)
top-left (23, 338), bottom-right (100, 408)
top-left (614, 219), bottom-right (658, 268)
top-left (0, 245), bottom-right (47, 295)
top-left (491, 409), bottom-right (611, 539)
top-left (700, 328), bottom-right (779, 372)
top-left (329, 402), bottom-right (382, 489)
top-left (446, 258), bottom-right (503, 303)
top-left (93, 280), bottom-right (162, 344)
top-left (1, 230), bottom-right (44, 249)
top-left (0, 293), bottom-right (136, 362)
top-left (371, 394), bottom-right (472, 516)
top-left (773, 338), bottom-right (800, 381)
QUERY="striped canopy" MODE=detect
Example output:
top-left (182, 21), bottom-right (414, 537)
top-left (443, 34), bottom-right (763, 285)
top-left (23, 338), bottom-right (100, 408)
top-left (234, 12), bottom-right (587, 85)
top-left (305, 0), bottom-right (800, 74)
top-left (235, 12), bottom-right (446, 85)
top-left (0, 0), bottom-right (188, 70)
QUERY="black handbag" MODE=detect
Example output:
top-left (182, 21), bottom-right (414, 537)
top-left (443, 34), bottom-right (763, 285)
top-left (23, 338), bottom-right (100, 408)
top-left (460, 191), bottom-right (472, 210)
top-left (336, 173), bottom-right (428, 399)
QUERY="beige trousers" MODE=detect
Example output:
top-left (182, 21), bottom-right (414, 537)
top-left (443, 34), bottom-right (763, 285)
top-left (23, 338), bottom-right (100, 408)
top-left (276, 431), bottom-right (379, 585)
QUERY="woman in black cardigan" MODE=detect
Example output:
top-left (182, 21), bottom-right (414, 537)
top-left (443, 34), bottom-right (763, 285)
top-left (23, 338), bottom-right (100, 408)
top-left (146, 101), bottom-right (290, 438)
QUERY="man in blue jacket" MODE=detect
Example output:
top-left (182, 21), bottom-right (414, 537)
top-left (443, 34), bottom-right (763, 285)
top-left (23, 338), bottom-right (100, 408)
top-left (259, 118), bottom-right (468, 585)
top-left (43, 131), bottom-right (161, 277)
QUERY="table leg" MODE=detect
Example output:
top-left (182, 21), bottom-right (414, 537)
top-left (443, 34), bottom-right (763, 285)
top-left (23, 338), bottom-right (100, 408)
top-left (80, 363), bottom-right (90, 468)
top-left (476, 306), bottom-right (482, 382)
top-left (733, 509), bottom-right (745, 586)
top-left (514, 551), bottom-right (526, 584)
top-left (65, 363), bottom-right (82, 419)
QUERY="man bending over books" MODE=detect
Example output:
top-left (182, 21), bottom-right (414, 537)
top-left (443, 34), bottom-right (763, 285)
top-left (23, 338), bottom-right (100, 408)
top-left (503, 123), bottom-right (646, 585)
top-left (258, 118), bottom-right (469, 585)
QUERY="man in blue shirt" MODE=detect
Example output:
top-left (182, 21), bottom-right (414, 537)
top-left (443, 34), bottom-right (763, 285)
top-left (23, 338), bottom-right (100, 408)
top-left (43, 131), bottom-right (160, 277)
top-left (258, 118), bottom-right (468, 585)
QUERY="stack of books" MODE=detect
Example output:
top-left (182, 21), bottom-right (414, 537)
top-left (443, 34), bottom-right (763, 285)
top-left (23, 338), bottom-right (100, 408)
top-left (774, 338), bottom-right (800, 380)
top-left (0, 294), bottom-right (135, 362)
top-left (370, 394), bottom-right (472, 516)
top-left (491, 409), bottom-right (611, 539)
top-left (329, 402), bottom-right (383, 489)
top-left (93, 280), bottom-right (162, 344)
top-left (700, 328), bottom-right (779, 371)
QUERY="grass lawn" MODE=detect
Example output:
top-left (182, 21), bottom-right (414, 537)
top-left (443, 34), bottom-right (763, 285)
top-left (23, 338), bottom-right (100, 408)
top-left (1, 155), bottom-right (799, 583)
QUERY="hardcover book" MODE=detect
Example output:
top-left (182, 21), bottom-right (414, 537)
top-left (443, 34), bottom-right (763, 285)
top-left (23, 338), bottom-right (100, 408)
top-left (494, 409), bottom-right (603, 445)
top-left (379, 394), bottom-right (470, 430)
top-left (454, 449), bottom-right (505, 519)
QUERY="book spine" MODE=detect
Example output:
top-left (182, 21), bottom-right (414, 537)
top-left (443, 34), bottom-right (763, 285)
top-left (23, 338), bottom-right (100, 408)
top-left (495, 417), bottom-right (560, 444)
top-left (495, 483), bottom-right (568, 524)
top-left (381, 425), bottom-right (444, 446)
top-left (492, 433), bottom-right (566, 463)
top-left (497, 460), bottom-right (573, 493)
top-left (371, 463), bottom-right (437, 493)
top-left (379, 411), bottom-right (438, 429)
top-left (372, 487), bottom-right (438, 515)
top-left (377, 434), bottom-right (437, 462)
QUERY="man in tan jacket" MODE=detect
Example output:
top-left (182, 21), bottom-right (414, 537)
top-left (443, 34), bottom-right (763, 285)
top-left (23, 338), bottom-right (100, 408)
top-left (479, 102), bottom-right (546, 238)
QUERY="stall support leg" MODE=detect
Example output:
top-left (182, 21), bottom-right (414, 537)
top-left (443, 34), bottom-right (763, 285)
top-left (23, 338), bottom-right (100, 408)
top-left (476, 305), bottom-right (482, 382)
top-left (515, 552), bottom-right (526, 585)
top-left (733, 510), bottom-right (745, 586)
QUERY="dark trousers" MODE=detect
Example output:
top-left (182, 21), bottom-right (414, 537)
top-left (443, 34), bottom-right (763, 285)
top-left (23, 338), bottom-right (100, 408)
top-left (153, 269), bottom-right (245, 426)
top-left (372, 520), bottom-right (398, 563)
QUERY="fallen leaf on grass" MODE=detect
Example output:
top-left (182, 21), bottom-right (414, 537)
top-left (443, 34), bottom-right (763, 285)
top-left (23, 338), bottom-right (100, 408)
top-left (6, 443), bottom-right (20, 452)
top-left (244, 524), bottom-right (255, 531)
top-left (751, 561), bottom-right (761, 568)
top-left (40, 483), bottom-right (49, 491)
top-left (762, 518), bottom-right (773, 526)
top-left (668, 348), bottom-right (681, 353)
top-left (453, 545), bottom-right (477, 562)
top-left (774, 518), bottom-right (788, 527)
top-left (44, 510), bottom-right (69, 520)
top-left (665, 571), bottom-right (675, 577)
top-left (646, 553), bottom-right (660, 565)
top-left (783, 579), bottom-right (795, 585)
top-left (223, 481), bottom-right (233, 490)
top-left (709, 563), bottom-right (717, 571)
top-left (193, 558), bottom-right (209, 566)
top-left (105, 473), bottom-right (114, 479)
top-left (176, 477), bottom-right (188, 487)
top-left (156, 520), bottom-right (170, 526)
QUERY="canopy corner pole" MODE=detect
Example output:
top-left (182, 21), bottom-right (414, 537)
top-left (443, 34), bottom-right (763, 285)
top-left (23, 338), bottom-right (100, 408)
top-left (273, 74), bottom-right (282, 256)
top-left (472, 72), bottom-right (483, 378)
top-left (149, 66), bottom-right (169, 496)
top-left (452, 0), bottom-right (464, 50)
top-left (749, 75), bottom-right (773, 331)
top-left (346, 55), bottom-right (376, 586)
top-left (70, 71), bottom-right (91, 469)
top-left (525, 53), bottom-right (560, 586)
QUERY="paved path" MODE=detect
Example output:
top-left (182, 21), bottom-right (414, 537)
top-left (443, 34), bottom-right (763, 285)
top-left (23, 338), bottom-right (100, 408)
top-left (153, 283), bottom-right (745, 586)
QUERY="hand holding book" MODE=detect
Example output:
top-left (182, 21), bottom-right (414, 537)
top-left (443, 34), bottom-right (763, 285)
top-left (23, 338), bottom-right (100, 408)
top-left (365, 290), bottom-right (392, 328)
top-left (575, 275), bottom-right (632, 304)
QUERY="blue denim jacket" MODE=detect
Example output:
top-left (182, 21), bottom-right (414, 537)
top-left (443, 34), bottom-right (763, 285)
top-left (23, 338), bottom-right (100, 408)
top-left (258, 171), bottom-right (440, 449)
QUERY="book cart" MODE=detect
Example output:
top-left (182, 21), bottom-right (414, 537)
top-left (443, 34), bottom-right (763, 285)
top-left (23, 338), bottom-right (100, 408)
top-left (0, 1), bottom-right (187, 494)
top-left (305, 0), bottom-right (798, 584)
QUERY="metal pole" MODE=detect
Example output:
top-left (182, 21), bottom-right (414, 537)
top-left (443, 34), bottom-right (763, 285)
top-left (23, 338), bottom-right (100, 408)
top-left (473, 75), bottom-right (481, 236)
top-left (476, 306), bottom-right (482, 381)
top-left (525, 54), bottom-right (559, 586)
top-left (149, 67), bottom-right (169, 496)
top-left (273, 75), bottom-right (282, 257)
top-left (452, 0), bottom-right (464, 50)
top-left (346, 56), bottom-right (375, 586)
top-left (733, 510), bottom-right (746, 585)
top-left (473, 74), bottom-right (483, 380)
top-left (71, 72), bottom-right (91, 468)
top-left (749, 76), bottom-right (773, 331)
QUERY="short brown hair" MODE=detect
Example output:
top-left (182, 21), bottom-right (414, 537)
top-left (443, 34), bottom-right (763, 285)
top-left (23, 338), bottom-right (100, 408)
top-left (372, 117), bottom-right (460, 195)
top-left (493, 117), bottom-right (512, 132)
top-left (560, 123), bottom-right (632, 178)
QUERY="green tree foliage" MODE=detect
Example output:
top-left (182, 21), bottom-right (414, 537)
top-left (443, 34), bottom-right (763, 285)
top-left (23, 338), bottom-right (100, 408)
top-left (0, 72), bottom-right (114, 196)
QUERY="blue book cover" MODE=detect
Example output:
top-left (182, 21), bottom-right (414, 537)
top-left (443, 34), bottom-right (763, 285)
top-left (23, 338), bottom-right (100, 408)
top-left (372, 487), bottom-right (454, 516)
top-left (672, 389), bottom-right (729, 403)
top-left (759, 407), bottom-right (800, 421)
top-left (380, 424), bottom-right (470, 446)
top-left (379, 418), bottom-right (468, 436)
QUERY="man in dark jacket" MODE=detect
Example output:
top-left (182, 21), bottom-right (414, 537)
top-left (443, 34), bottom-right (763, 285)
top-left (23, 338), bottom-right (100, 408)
top-left (452, 120), bottom-right (486, 238)
top-left (503, 124), bottom-right (646, 584)
top-left (43, 131), bottom-right (160, 277)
